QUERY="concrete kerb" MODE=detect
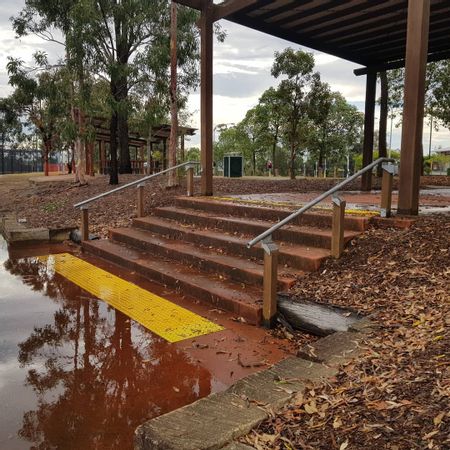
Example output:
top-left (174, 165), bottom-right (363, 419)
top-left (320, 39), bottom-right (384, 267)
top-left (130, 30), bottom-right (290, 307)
top-left (0, 213), bottom-right (75, 244)
top-left (134, 324), bottom-right (373, 450)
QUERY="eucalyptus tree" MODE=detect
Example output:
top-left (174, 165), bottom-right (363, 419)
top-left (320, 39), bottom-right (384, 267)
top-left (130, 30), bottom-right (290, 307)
top-left (308, 88), bottom-right (364, 171)
top-left (271, 48), bottom-right (317, 179)
top-left (0, 97), bottom-right (23, 149)
top-left (256, 87), bottom-right (285, 173)
top-left (7, 53), bottom-right (70, 176)
top-left (13, 1), bottom-right (220, 184)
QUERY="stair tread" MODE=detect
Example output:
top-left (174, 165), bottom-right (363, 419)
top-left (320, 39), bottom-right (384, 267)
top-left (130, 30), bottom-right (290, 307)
top-left (175, 196), bottom-right (370, 230)
top-left (155, 206), bottom-right (360, 240)
top-left (83, 239), bottom-right (263, 309)
top-left (134, 216), bottom-right (331, 260)
top-left (111, 227), bottom-right (301, 283)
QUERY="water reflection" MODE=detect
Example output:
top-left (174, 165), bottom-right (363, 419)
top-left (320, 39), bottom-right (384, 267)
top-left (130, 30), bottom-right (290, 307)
top-left (1, 247), bottom-right (212, 449)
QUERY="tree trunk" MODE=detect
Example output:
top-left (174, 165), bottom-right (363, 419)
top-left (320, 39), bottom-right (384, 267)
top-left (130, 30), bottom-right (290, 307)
top-left (118, 98), bottom-right (131, 173)
top-left (289, 142), bottom-right (296, 179)
top-left (168, 1), bottom-right (178, 187)
top-left (43, 139), bottom-right (50, 176)
top-left (278, 295), bottom-right (362, 337)
top-left (74, 137), bottom-right (86, 184)
top-left (71, 106), bottom-right (87, 185)
top-left (272, 130), bottom-right (278, 171)
top-left (85, 140), bottom-right (95, 176)
top-left (109, 110), bottom-right (119, 185)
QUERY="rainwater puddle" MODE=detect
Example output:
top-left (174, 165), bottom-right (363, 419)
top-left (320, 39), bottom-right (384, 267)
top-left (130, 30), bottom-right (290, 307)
top-left (0, 237), bottom-right (221, 450)
top-left (0, 238), bottom-right (292, 449)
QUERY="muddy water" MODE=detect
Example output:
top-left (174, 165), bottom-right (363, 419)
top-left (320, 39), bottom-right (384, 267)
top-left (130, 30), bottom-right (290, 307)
top-left (0, 238), bottom-right (219, 450)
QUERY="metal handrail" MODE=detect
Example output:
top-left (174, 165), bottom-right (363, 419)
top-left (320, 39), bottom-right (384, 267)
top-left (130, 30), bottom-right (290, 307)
top-left (247, 157), bottom-right (395, 248)
top-left (74, 161), bottom-right (199, 209)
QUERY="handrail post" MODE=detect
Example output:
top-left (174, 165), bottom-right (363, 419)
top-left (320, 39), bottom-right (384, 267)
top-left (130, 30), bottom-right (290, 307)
top-left (80, 206), bottom-right (89, 241)
top-left (331, 195), bottom-right (346, 258)
top-left (137, 182), bottom-right (145, 218)
top-left (380, 163), bottom-right (394, 218)
top-left (186, 165), bottom-right (194, 197)
top-left (261, 235), bottom-right (279, 328)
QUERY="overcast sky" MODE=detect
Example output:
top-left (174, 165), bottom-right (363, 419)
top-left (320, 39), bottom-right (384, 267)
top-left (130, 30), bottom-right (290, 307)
top-left (1, 2), bottom-right (449, 152)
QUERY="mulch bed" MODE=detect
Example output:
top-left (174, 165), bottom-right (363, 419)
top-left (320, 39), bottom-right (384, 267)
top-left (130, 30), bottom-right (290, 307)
top-left (2, 174), bottom-right (448, 238)
top-left (242, 215), bottom-right (450, 450)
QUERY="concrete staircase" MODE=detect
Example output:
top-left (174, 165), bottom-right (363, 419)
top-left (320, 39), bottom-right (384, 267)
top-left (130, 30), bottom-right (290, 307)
top-left (82, 197), bottom-right (370, 324)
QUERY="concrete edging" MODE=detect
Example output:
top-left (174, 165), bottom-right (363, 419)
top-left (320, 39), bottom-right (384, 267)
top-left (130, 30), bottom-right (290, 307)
top-left (0, 213), bottom-right (75, 244)
top-left (134, 320), bottom-right (373, 450)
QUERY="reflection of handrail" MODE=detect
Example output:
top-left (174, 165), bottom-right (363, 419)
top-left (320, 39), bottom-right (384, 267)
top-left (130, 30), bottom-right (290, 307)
top-left (74, 161), bottom-right (199, 209)
top-left (247, 157), bottom-right (395, 249)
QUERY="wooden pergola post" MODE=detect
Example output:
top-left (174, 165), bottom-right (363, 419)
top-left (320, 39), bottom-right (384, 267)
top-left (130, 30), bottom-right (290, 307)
top-left (361, 70), bottom-right (376, 191)
top-left (200, 0), bottom-right (214, 196)
top-left (398, 0), bottom-right (430, 215)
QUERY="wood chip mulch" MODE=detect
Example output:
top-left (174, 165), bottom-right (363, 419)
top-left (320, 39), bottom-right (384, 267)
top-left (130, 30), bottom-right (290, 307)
top-left (242, 215), bottom-right (449, 450)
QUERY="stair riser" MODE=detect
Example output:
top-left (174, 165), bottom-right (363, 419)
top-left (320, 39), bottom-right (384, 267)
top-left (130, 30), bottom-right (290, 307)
top-left (154, 208), bottom-right (333, 249)
top-left (133, 219), bottom-right (325, 271)
top-left (110, 230), bottom-right (294, 290)
top-left (175, 198), bottom-right (369, 232)
top-left (82, 241), bottom-right (262, 325)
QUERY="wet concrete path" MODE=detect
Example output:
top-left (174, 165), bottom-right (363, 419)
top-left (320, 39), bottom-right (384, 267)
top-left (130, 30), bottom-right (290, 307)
top-left (227, 187), bottom-right (450, 213)
top-left (0, 238), bottom-right (294, 450)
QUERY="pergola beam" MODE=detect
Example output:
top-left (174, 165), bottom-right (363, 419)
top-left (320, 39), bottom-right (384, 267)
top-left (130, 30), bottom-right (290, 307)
top-left (398, 0), bottom-right (431, 215)
top-left (212, 0), bottom-right (260, 22)
top-left (174, 0), bottom-right (203, 10)
top-left (354, 48), bottom-right (450, 76)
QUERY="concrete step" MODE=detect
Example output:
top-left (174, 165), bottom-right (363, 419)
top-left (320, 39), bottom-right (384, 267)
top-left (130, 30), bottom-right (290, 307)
top-left (133, 216), bottom-right (330, 271)
top-left (82, 239), bottom-right (263, 324)
top-left (110, 227), bottom-right (299, 290)
top-left (153, 206), bottom-right (360, 249)
top-left (175, 197), bottom-right (370, 232)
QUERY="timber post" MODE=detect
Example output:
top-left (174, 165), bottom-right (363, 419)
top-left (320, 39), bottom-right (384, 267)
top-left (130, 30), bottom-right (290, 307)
top-left (331, 195), bottom-right (346, 259)
top-left (261, 235), bottom-right (279, 328)
top-left (380, 163), bottom-right (394, 218)
top-left (398, 0), bottom-right (430, 215)
top-left (200, 0), bottom-right (214, 196)
top-left (186, 165), bottom-right (194, 197)
top-left (361, 70), bottom-right (377, 191)
top-left (137, 183), bottom-right (145, 218)
top-left (80, 206), bottom-right (89, 241)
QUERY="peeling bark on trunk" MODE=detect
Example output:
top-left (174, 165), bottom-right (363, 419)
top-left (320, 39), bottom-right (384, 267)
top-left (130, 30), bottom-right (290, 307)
top-left (72, 108), bottom-right (87, 185)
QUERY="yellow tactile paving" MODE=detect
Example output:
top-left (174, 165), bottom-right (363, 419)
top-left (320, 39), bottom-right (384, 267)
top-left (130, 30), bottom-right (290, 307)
top-left (210, 196), bottom-right (380, 216)
top-left (38, 253), bottom-right (223, 343)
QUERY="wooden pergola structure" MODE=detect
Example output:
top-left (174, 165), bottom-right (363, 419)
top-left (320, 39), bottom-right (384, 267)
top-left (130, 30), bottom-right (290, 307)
top-left (175, 0), bottom-right (450, 215)
top-left (90, 117), bottom-right (196, 174)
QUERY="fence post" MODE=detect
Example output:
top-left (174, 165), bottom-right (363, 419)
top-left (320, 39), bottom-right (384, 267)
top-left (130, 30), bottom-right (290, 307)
top-left (261, 235), bottom-right (279, 328)
top-left (380, 163), bottom-right (394, 217)
top-left (137, 182), bottom-right (145, 218)
top-left (186, 165), bottom-right (194, 196)
top-left (331, 195), bottom-right (346, 258)
top-left (80, 206), bottom-right (89, 241)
